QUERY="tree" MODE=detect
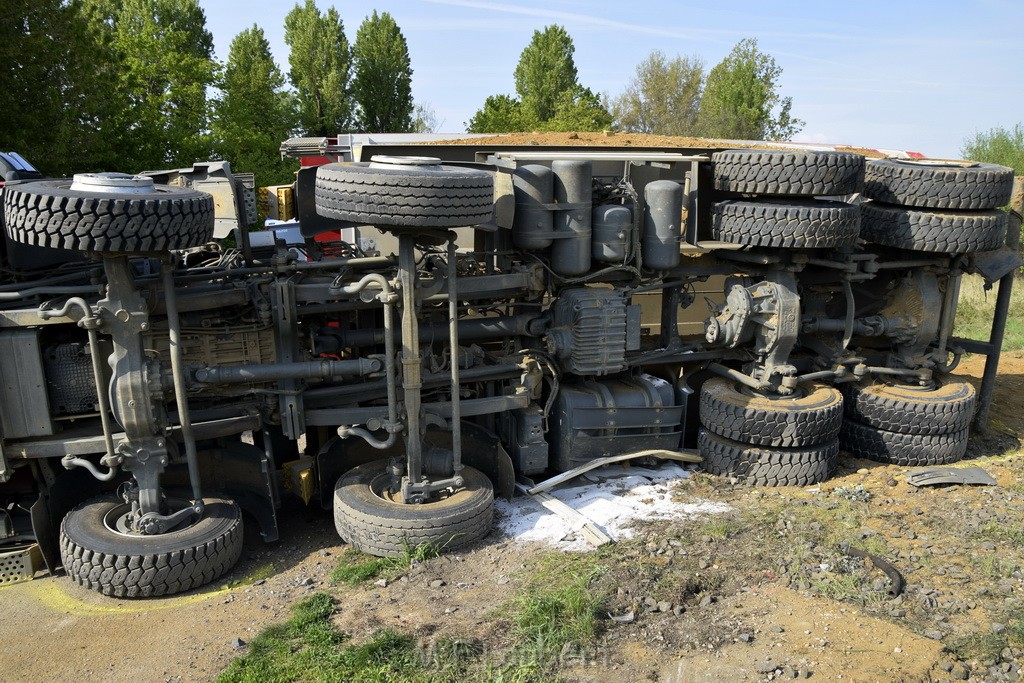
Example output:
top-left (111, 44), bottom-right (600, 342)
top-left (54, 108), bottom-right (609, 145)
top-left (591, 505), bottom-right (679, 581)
top-left (468, 24), bottom-right (610, 133)
top-left (284, 0), bottom-right (351, 136)
top-left (83, 0), bottom-right (219, 171)
top-left (212, 25), bottom-right (298, 186)
top-left (0, 0), bottom-right (121, 175)
top-left (514, 25), bottom-right (579, 124)
top-left (962, 124), bottom-right (1024, 174)
top-left (412, 102), bottom-right (442, 133)
top-left (467, 95), bottom-right (532, 133)
top-left (540, 87), bottom-right (613, 132)
top-left (698, 38), bottom-right (802, 141)
top-left (352, 11), bottom-right (413, 133)
top-left (611, 51), bottom-right (704, 136)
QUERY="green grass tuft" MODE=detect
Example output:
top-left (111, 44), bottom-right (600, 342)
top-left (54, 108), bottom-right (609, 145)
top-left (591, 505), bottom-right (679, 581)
top-left (330, 543), bottom-right (443, 586)
top-left (504, 552), bottom-right (607, 664)
top-left (954, 274), bottom-right (1024, 352)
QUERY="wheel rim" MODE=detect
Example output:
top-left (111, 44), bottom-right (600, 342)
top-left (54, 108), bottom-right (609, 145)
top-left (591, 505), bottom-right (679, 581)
top-left (366, 472), bottom-right (479, 506)
top-left (735, 382), bottom-right (810, 402)
top-left (102, 498), bottom-right (198, 536)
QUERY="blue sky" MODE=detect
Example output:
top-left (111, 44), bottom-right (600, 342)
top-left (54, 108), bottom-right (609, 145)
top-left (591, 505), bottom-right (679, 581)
top-left (198, 0), bottom-right (1022, 158)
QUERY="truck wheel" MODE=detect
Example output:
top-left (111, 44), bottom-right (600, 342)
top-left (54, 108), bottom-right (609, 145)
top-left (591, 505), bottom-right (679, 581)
top-left (315, 157), bottom-right (494, 229)
top-left (839, 377), bottom-right (975, 435)
top-left (839, 419), bottom-right (968, 466)
top-left (2, 177), bottom-right (214, 252)
top-left (699, 377), bottom-right (843, 448)
top-left (711, 200), bottom-right (860, 249)
top-left (712, 149), bottom-right (865, 196)
top-left (698, 429), bottom-right (838, 486)
top-left (864, 158), bottom-right (1013, 210)
top-left (59, 495), bottom-right (243, 598)
top-left (860, 202), bottom-right (1007, 254)
top-left (333, 460), bottom-right (494, 558)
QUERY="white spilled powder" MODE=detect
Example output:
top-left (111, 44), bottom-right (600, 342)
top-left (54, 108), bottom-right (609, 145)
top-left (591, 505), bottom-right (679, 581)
top-left (494, 463), bottom-right (732, 551)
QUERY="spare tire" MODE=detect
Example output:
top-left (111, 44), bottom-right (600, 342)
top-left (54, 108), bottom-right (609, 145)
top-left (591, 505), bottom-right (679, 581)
top-left (711, 199), bottom-right (860, 249)
top-left (860, 201), bottom-right (1007, 254)
top-left (3, 177), bottom-right (214, 252)
top-left (712, 149), bottom-right (865, 196)
top-left (864, 158), bottom-right (1013, 210)
top-left (315, 157), bottom-right (494, 229)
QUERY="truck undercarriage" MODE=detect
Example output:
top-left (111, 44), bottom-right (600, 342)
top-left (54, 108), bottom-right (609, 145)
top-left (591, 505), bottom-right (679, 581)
top-left (0, 141), bottom-right (1018, 596)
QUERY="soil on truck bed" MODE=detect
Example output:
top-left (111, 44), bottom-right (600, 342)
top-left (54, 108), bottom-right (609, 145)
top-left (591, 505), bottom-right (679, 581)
top-left (426, 131), bottom-right (889, 157)
top-left (1, 353), bottom-right (1022, 683)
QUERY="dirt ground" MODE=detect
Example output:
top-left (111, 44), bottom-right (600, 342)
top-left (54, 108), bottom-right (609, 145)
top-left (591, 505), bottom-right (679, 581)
top-left (1, 353), bottom-right (1022, 683)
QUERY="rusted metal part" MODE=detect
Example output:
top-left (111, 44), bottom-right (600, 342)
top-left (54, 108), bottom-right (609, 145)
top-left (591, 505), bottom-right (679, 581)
top-left (843, 544), bottom-right (906, 597)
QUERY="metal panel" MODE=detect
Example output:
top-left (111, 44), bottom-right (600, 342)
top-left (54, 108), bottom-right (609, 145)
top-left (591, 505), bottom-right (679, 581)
top-left (0, 329), bottom-right (52, 438)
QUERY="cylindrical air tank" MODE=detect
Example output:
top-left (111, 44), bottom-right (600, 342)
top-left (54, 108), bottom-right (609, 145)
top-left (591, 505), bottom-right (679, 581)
top-left (511, 164), bottom-right (554, 250)
top-left (551, 160), bottom-right (592, 276)
top-left (591, 204), bottom-right (633, 263)
top-left (642, 180), bottom-right (683, 270)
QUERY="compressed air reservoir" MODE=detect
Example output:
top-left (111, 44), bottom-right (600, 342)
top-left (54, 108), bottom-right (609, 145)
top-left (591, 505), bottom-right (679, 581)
top-left (642, 180), bottom-right (683, 270)
top-left (591, 204), bottom-right (633, 263)
top-left (511, 164), bottom-right (554, 250)
top-left (551, 160), bottom-right (592, 276)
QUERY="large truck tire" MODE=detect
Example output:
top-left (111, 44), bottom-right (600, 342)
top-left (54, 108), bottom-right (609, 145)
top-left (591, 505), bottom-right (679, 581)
top-left (711, 199), bottom-right (860, 249)
top-left (698, 429), bottom-right (838, 487)
top-left (712, 149), bottom-right (865, 196)
top-left (2, 179), bottom-right (214, 252)
top-left (315, 160), bottom-right (494, 229)
top-left (839, 377), bottom-right (975, 435)
top-left (839, 419), bottom-right (968, 467)
top-left (860, 202), bottom-right (1007, 254)
top-left (864, 159), bottom-right (1014, 210)
top-left (333, 460), bottom-right (494, 558)
top-left (59, 496), bottom-right (243, 598)
top-left (699, 377), bottom-right (843, 448)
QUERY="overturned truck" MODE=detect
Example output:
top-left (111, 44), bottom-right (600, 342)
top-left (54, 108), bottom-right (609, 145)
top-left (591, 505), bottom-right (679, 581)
top-left (0, 140), bottom-right (1017, 596)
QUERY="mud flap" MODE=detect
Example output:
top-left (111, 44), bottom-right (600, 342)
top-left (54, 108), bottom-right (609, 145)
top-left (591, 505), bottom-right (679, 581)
top-left (163, 441), bottom-right (280, 542)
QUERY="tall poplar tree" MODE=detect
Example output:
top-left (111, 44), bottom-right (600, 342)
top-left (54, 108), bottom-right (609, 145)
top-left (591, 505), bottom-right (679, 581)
top-left (352, 11), bottom-right (413, 133)
top-left (212, 25), bottom-right (298, 185)
top-left (284, 0), bottom-right (352, 136)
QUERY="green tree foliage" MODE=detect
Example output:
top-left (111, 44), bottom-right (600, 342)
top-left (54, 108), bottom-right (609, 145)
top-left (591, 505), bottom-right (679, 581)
top-left (611, 50), bottom-right (704, 136)
top-left (352, 11), bottom-right (414, 133)
top-left (412, 103), bottom-right (442, 134)
top-left (212, 25), bottom-right (298, 186)
top-left (467, 95), bottom-right (531, 133)
top-left (468, 24), bottom-right (610, 133)
top-left (85, 0), bottom-right (219, 170)
top-left (0, 0), bottom-right (121, 175)
top-left (698, 38), bottom-right (802, 141)
top-left (514, 25), bottom-right (578, 123)
top-left (284, 0), bottom-right (351, 136)
top-left (962, 124), bottom-right (1024, 174)
top-left (540, 87), bottom-right (612, 132)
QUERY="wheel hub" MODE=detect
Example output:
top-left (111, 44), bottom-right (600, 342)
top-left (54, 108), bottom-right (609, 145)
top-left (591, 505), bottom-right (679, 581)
top-left (103, 498), bottom-right (198, 536)
top-left (70, 172), bottom-right (156, 194)
top-left (368, 155), bottom-right (443, 170)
